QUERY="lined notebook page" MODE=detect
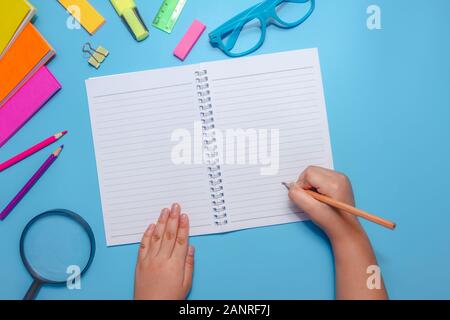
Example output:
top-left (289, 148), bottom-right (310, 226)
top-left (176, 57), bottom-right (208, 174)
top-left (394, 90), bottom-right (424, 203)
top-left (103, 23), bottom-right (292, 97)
top-left (205, 48), bottom-right (333, 233)
top-left (86, 48), bottom-right (333, 246)
top-left (86, 66), bottom-right (215, 246)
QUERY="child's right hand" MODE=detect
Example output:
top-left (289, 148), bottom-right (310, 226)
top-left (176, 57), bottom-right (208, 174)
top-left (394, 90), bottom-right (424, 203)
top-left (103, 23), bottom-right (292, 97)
top-left (288, 166), bottom-right (367, 244)
top-left (289, 166), bottom-right (388, 299)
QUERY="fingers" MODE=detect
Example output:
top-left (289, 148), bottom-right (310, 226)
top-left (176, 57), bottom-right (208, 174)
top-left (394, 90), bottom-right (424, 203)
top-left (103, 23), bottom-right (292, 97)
top-left (138, 223), bottom-right (155, 261)
top-left (289, 166), bottom-right (358, 236)
top-left (183, 246), bottom-right (195, 291)
top-left (297, 166), bottom-right (332, 191)
top-left (288, 183), bottom-right (330, 219)
top-left (297, 166), bottom-right (349, 199)
top-left (172, 213), bottom-right (190, 260)
top-left (148, 208), bottom-right (170, 257)
top-left (159, 203), bottom-right (181, 258)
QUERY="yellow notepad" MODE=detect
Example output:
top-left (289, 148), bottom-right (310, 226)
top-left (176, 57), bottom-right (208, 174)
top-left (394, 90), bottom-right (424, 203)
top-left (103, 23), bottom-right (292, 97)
top-left (58, 0), bottom-right (105, 35)
top-left (0, 0), bottom-right (36, 59)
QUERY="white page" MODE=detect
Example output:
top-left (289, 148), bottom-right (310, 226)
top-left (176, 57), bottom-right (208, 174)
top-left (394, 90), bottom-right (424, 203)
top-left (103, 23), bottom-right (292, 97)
top-left (86, 66), bottom-right (216, 246)
top-left (204, 48), bottom-right (333, 233)
top-left (86, 48), bottom-right (333, 246)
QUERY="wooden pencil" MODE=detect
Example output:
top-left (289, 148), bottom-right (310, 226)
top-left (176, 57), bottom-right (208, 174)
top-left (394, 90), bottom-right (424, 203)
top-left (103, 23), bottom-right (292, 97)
top-left (0, 146), bottom-right (64, 221)
top-left (0, 131), bottom-right (67, 172)
top-left (282, 182), bottom-right (396, 230)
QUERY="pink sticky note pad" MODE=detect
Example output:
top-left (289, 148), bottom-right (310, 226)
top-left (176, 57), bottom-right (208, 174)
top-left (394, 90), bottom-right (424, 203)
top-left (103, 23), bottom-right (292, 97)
top-left (174, 19), bottom-right (206, 61)
top-left (0, 66), bottom-right (61, 147)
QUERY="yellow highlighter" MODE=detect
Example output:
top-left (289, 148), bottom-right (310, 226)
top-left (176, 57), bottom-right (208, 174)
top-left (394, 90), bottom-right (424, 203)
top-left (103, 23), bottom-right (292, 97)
top-left (110, 0), bottom-right (149, 41)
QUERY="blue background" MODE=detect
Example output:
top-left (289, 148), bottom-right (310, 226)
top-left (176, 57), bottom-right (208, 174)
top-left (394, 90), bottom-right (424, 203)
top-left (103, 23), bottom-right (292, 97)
top-left (1, 0), bottom-right (449, 299)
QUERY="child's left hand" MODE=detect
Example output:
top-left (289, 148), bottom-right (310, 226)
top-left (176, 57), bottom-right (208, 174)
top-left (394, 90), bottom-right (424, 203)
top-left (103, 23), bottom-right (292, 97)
top-left (134, 203), bottom-right (195, 300)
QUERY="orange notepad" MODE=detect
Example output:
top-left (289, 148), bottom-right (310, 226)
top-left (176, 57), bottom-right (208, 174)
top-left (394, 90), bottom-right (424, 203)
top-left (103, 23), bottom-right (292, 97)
top-left (0, 23), bottom-right (55, 107)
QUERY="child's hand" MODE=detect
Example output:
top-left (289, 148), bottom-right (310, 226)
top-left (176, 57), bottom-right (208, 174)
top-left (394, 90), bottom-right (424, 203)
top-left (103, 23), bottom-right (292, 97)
top-left (288, 166), bottom-right (366, 243)
top-left (288, 166), bottom-right (388, 299)
top-left (134, 203), bottom-right (194, 300)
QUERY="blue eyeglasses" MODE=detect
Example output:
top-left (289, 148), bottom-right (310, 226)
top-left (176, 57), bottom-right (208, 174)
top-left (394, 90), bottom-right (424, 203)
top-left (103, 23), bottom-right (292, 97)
top-left (209, 0), bottom-right (315, 57)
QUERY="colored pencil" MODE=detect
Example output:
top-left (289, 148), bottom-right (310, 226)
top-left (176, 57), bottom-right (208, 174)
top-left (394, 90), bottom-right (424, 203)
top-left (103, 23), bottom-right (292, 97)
top-left (0, 146), bottom-right (64, 221)
top-left (0, 131), bottom-right (67, 173)
top-left (282, 182), bottom-right (396, 230)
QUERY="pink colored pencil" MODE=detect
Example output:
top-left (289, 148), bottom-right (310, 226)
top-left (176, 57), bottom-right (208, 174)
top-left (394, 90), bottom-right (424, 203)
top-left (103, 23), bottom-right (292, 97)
top-left (0, 131), bottom-right (67, 172)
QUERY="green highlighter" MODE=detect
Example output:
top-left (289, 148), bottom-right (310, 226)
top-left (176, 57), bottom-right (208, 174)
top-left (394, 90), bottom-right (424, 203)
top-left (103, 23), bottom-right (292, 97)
top-left (110, 0), bottom-right (149, 41)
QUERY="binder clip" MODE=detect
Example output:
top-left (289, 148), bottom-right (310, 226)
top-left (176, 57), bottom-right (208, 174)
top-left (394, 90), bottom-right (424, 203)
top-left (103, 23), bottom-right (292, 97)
top-left (82, 43), bottom-right (109, 69)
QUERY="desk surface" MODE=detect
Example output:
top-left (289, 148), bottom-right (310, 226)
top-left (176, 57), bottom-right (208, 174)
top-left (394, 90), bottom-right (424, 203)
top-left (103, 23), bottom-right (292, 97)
top-left (1, 0), bottom-right (450, 299)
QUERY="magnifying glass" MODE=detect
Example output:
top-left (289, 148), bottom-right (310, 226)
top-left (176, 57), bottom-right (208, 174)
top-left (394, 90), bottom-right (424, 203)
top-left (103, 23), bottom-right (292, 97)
top-left (20, 209), bottom-right (96, 300)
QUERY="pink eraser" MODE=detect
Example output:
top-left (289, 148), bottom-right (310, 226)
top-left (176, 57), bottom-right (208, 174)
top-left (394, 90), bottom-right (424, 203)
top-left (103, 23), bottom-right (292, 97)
top-left (174, 19), bottom-right (206, 61)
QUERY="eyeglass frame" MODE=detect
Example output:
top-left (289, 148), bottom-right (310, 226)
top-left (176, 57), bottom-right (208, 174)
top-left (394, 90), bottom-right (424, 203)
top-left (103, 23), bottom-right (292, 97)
top-left (209, 0), bottom-right (316, 58)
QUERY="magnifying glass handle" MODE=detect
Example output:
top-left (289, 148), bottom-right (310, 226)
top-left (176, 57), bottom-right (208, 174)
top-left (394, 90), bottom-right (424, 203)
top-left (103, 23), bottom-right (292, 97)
top-left (23, 279), bottom-right (42, 300)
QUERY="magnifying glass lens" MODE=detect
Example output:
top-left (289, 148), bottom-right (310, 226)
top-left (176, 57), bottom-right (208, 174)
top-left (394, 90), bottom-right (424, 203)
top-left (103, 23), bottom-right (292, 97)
top-left (22, 214), bottom-right (92, 282)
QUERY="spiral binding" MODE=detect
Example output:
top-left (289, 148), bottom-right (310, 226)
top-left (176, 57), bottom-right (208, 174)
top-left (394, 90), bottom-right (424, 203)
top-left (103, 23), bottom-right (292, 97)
top-left (195, 70), bottom-right (228, 226)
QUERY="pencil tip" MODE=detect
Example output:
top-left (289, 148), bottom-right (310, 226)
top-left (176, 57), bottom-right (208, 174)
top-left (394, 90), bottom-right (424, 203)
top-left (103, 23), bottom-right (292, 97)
top-left (62, 130), bottom-right (68, 135)
top-left (53, 145), bottom-right (64, 157)
top-left (281, 182), bottom-right (290, 190)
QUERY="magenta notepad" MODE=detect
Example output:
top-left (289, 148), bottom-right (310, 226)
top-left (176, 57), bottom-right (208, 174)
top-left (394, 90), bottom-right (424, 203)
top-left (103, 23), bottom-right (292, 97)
top-left (0, 66), bottom-right (61, 147)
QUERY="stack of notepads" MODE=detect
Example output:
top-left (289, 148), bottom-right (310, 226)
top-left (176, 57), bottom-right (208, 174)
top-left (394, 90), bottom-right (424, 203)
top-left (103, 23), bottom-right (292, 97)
top-left (0, 0), bottom-right (61, 147)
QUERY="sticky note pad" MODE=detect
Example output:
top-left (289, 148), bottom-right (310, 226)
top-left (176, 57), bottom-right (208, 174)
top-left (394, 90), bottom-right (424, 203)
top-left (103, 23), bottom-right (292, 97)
top-left (58, 0), bottom-right (105, 35)
top-left (0, 66), bottom-right (61, 147)
top-left (174, 20), bottom-right (206, 61)
top-left (0, 23), bottom-right (55, 107)
top-left (0, 0), bottom-right (36, 59)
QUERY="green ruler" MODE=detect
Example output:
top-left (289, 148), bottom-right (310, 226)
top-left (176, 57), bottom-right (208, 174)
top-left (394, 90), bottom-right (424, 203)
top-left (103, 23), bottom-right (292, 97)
top-left (152, 0), bottom-right (188, 33)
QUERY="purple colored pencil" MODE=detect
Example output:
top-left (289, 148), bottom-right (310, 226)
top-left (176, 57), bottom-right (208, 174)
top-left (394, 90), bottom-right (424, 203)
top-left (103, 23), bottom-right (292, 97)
top-left (0, 146), bottom-right (64, 220)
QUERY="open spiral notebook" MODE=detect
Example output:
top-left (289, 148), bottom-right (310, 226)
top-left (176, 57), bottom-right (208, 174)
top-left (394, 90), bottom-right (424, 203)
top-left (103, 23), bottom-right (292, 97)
top-left (86, 48), bottom-right (333, 246)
